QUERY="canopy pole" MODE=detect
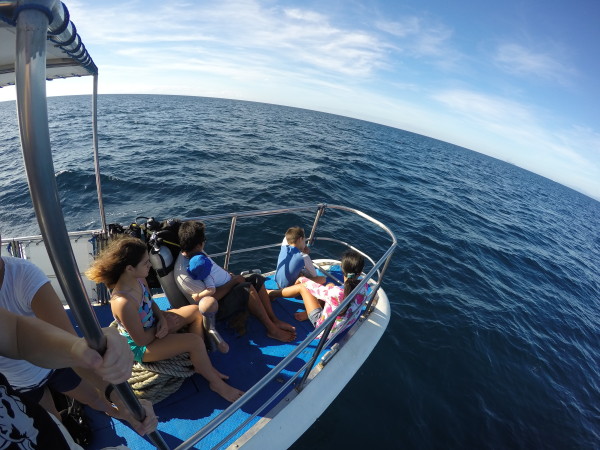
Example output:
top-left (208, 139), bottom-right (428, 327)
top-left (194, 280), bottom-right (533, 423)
top-left (14, 3), bottom-right (167, 448)
top-left (92, 72), bottom-right (107, 233)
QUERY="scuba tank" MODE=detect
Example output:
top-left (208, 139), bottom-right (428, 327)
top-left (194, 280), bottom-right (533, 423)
top-left (148, 230), bottom-right (189, 309)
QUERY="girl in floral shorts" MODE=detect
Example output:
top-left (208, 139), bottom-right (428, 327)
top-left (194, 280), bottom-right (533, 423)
top-left (283, 250), bottom-right (368, 339)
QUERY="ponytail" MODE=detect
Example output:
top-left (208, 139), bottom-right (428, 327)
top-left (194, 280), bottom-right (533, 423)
top-left (343, 276), bottom-right (361, 299)
top-left (341, 250), bottom-right (365, 300)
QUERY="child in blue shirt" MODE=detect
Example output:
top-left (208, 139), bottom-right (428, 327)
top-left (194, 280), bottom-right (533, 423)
top-left (271, 227), bottom-right (326, 296)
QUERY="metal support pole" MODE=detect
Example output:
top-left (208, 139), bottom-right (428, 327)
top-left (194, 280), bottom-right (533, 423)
top-left (14, 4), bottom-right (167, 448)
top-left (92, 73), bottom-right (107, 233)
top-left (223, 215), bottom-right (237, 270)
top-left (296, 319), bottom-right (335, 391)
top-left (307, 203), bottom-right (326, 246)
top-left (15, 3), bottom-right (106, 347)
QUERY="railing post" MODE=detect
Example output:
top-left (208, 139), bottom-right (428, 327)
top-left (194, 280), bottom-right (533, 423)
top-left (296, 319), bottom-right (335, 392)
top-left (363, 251), bottom-right (394, 314)
top-left (307, 203), bottom-right (326, 246)
top-left (223, 215), bottom-right (237, 270)
top-left (92, 73), bottom-right (107, 234)
top-left (14, 4), bottom-right (167, 448)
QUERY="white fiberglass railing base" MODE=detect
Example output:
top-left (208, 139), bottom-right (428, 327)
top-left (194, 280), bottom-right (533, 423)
top-left (3, 204), bottom-right (396, 449)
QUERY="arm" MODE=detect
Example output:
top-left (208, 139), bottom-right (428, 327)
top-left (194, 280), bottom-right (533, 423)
top-left (30, 282), bottom-right (78, 334)
top-left (30, 282), bottom-right (132, 385)
top-left (150, 297), bottom-right (170, 339)
top-left (111, 295), bottom-right (158, 347)
top-left (3, 308), bottom-right (157, 436)
top-left (0, 307), bottom-right (132, 385)
top-left (213, 274), bottom-right (244, 300)
top-left (24, 286), bottom-right (156, 436)
top-left (190, 286), bottom-right (217, 303)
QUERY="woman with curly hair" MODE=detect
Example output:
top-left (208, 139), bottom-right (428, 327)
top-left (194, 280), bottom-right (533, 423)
top-left (86, 237), bottom-right (243, 403)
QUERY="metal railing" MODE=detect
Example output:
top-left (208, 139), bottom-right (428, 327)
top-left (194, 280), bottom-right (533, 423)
top-left (2, 203), bottom-right (396, 449)
top-left (172, 203), bottom-right (397, 449)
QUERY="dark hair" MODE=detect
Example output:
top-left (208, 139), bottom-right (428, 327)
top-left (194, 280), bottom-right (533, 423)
top-left (178, 221), bottom-right (206, 253)
top-left (285, 226), bottom-right (305, 245)
top-left (341, 250), bottom-right (364, 299)
top-left (85, 237), bottom-right (147, 288)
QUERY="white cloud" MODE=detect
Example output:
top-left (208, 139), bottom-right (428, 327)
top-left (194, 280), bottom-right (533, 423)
top-left (433, 89), bottom-right (596, 170)
top-left (493, 43), bottom-right (576, 85)
top-left (68, 0), bottom-right (387, 78)
top-left (375, 16), bottom-right (459, 68)
top-left (284, 8), bottom-right (327, 23)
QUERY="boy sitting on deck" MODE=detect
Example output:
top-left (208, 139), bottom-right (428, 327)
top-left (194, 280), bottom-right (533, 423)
top-left (269, 227), bottom-right (326, 299)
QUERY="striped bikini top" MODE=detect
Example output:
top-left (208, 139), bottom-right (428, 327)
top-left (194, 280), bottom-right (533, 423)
top-left (113, 280), bottom-right (156, 334)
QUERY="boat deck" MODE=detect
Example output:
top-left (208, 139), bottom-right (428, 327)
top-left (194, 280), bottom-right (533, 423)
top-left (74, 271), bottom-right (345, 449)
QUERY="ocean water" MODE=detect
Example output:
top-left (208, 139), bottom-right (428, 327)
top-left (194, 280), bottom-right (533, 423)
top-left (0, 94), bottom-right (599, 449)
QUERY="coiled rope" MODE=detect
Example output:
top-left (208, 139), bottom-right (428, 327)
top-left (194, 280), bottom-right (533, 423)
top-left (109, 321), bottom-right (195, 403)
top-left (128, 353), bottom-right (195, 404)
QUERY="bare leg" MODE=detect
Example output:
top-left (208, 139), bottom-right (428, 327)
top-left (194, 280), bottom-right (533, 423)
top-left (256, 285), bottom-right (296, 333)
top-left (279, 284), bottom-right (323, 322)
top-left (39, 387), bottom-right (61, 420)
top-left (144, 333), bottom-right (243, 402)
top-left (269, 282), bottom-right (308, 300)
top-left (307, 275), bottom-right (327, 285)
top-left (62, 379), bottom-right (124, 418)
top-left (295, 310), bottom-right (309, 321)
top-left (165, 304), bottom-right (204, 336)
top-left (268, 276), bottom-right (327, 300)
top-left (246, 286), bottom-right (296, 342)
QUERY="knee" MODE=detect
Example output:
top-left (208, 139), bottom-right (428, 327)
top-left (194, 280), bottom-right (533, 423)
top-left (190, 333), bottom-right (204, 346)
top-left (200, 296), bottom-right (218, 313)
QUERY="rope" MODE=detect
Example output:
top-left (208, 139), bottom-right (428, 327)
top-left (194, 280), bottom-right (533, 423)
top-left (128, 353), bottom-right (195, 404)
top-left (109, 321), bottom-right (195, 403)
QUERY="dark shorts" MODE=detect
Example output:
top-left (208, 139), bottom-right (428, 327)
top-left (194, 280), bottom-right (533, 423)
top-left (18, 368), bottom-right (82, 404)
top-left (216, 273), bottom-right (265, 320)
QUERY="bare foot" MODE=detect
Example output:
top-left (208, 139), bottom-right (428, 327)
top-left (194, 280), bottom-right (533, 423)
top-left (294, 311), bottom-right (308, 321)
top-left (274, 319), bottom-right (296, 333)
top-left (209, 380), bottom-right (244, 402)
top-left (267, 327), bottom-right (296, 342)
top-left (214, 369), bottom-right (229, 380)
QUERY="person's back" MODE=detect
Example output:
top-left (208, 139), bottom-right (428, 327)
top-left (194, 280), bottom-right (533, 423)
top-left (274, 227), bottom-right (310, 289)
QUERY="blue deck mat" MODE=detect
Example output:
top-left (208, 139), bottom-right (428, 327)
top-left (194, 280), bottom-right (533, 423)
top-left (70, 269), bottom-right (349, 449)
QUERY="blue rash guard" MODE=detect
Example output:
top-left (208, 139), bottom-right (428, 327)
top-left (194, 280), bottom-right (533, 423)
top-left (274, 245), bottom-right (305, 288)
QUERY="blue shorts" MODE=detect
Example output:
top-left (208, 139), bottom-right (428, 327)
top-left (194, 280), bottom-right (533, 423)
top-left (18, 368), bottom-right (82, 403)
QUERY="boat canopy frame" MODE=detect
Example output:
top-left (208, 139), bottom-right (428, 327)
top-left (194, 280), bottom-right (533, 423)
top-left (5, 1), bottom-right (163, 448)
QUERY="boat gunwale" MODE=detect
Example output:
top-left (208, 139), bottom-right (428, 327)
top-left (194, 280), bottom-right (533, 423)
top-left (2, 205), bottom-right (397, 449)
top-left (170, 205), bottom-right (397, 449)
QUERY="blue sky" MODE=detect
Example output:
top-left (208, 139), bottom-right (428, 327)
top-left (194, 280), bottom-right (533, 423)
top-left (2, 0), bottom-right (599, 199)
